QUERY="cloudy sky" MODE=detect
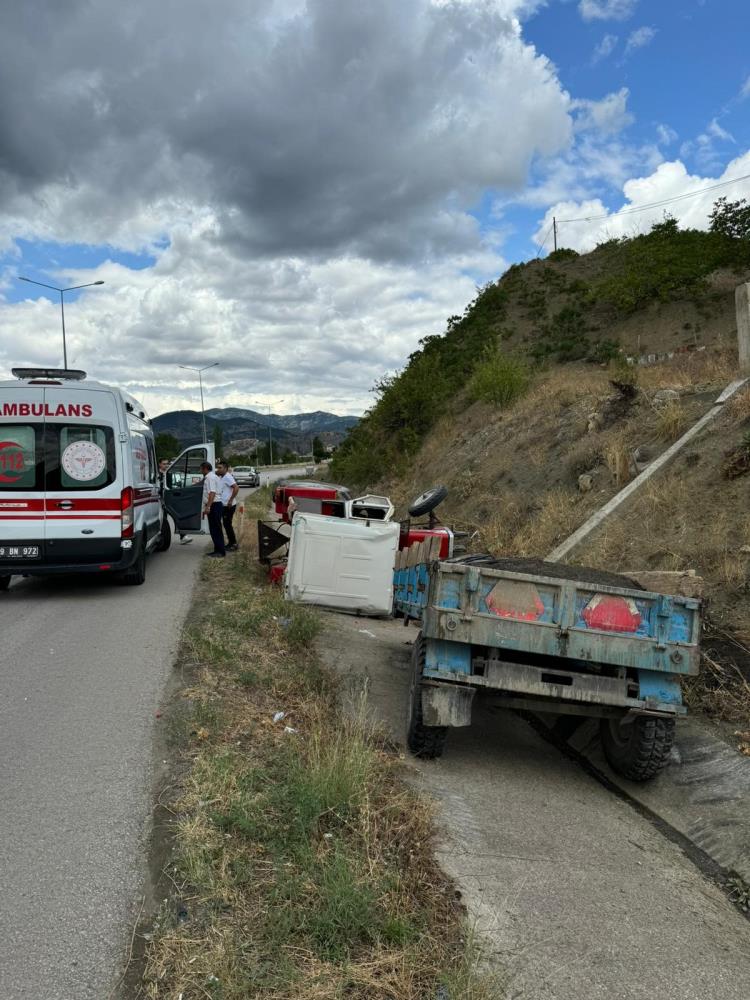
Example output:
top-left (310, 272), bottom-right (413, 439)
top-left (1, 0), bottom-right (748, 418)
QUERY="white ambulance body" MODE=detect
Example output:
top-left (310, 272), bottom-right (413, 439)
top-left (0, 368), bottom-right (208, 589)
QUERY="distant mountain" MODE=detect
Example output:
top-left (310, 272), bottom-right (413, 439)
top-left (153, 407), bottom-right (358, 453)
top-left (204, 407), bottom-right (359, 435)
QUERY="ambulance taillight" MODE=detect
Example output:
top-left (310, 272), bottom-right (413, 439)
top-left (121, 487), bottom-right (135, 538)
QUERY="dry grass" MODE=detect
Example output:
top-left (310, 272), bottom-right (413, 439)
top-left (653, 400), bottom-right (688, 442)
top-left (603, 432), bottom-right (633, 487)
top-left (134, 490), bottom-right (496, 1000)
top-left (727, 386), bottom-right (750, 424)
top-left (637, 341), bottom-right (738, 392)
top-left (478, 488), bottom-right (581, 559)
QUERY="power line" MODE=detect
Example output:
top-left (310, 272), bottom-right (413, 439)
top-left (558, 170), bottom-right (750, 225)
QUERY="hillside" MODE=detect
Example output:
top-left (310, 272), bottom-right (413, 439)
top-left (153, 407), bottom-right (357, 453)
top-left (330, 202), bottom-right (750, 727)
top-left (331, 202), bottom-right (750, 488)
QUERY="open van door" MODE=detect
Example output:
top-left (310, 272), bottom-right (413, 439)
top-left (162, 443), bottom-right (215, 534)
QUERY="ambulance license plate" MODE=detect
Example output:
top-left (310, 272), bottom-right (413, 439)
top-left (0, 545), bottom-right (40, 559)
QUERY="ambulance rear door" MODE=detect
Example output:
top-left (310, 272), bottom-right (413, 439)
top-left (0, 384), bottom-right (45, 568)
top-left (43, 386), bottom-right (123, 567)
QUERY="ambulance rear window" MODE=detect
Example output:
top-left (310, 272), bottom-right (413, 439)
top-left (47, 425), bottom-right (116, 491)
top-left (0, 426), bottom-right (41, 490)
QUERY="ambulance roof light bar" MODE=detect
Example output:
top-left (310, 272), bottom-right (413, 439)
top-left (12, 368), bottom-right (87, 381)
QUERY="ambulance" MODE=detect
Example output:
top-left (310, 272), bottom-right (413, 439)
top-left (0, 368), bottom-right (211, 590)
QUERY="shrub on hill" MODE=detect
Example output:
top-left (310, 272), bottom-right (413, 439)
top-left (468, 351), bottom-right (531, 407)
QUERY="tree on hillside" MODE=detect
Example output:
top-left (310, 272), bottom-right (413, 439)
top-left (155, 432), bottom-right (180, 461)
top-left (709, 197), bottom-right (750, 241)
top-left (212, 424), bottom-right (224, 459)
top-left (312, 435), bottom-right (326, 462)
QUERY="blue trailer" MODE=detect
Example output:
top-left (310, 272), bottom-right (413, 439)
top-left (393, 551), bottom-right (701, 781)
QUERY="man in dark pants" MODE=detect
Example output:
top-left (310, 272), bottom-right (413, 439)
top-left (216, 460), bottom-right (240, 551)
top-left (200, 461), bottom-right (225, 558)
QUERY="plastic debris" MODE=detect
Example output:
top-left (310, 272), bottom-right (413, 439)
top-left (283, 726), bottom-right (298, 734)
top-left (273, 711), bottom-right (286, 723)
top-left (358, 628), bottom-right (377, 638)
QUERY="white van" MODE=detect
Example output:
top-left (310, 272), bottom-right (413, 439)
top-left (0, 367), bottom-right (210, 590)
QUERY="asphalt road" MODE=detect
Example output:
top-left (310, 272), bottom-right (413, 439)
top-left (321, 612), bottom-right (750, 1000)
top-left (0, 470), bottom-right (302, 1000)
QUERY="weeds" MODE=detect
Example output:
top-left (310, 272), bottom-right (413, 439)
top-left (138, 517), bottom-right (492, 999)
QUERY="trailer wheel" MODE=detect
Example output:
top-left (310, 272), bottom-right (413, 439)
top-left (406, 634), bottom-right (447, 759)
top-left (408, 485), bottom-right (448, 518)
top-left (155, 516), bottom-right (172, 552)
top-left (121, 537), bottom-right (147, 586)
top-left (600, 715), bottom-right (675, 781)
top-left (0, 575), bottom-right (11, 591)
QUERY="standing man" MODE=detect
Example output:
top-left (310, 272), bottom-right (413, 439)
top-left (159, 458), bottom-right (192, 545)
top-left (216, 459), bottom-right (240, 551)
top-left (200, 461), bottom-right (225, 558)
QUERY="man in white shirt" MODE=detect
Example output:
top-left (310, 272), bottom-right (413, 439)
top-left (216, 460), bottom-right (240, 551)
top-left (200, 461), bottom-right (225, 557)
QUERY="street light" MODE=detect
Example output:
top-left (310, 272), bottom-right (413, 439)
top-left (178, 362), bottom-right (219, 447)
top-left (249, 399), bottom-right (284, 468)
top-left (18, 276), bottom-right (105, 369)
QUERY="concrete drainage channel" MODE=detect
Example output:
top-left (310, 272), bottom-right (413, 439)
top-left (525, 710), bottom-right (750, 916)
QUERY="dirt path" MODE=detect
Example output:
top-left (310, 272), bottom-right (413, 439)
top-left (319, 611), bottom-right (750, 1000)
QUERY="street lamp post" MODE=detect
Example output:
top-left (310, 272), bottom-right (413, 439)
top-left (18, 276), bottom-right (105, 368)
top-left (179, 362), bottom-right (219, 447)
top-left (249, 400), bottom-right (284, 470)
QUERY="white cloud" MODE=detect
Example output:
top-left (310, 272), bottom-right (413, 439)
top-left (533, 151), bottom-right (750, 254)
top-left (656, 124), bottom-right (678, 146)
top-left (706, 118), bottom-right (735, 143)
top-left (591, 34), bottom-right (618, 64)
top-left (741, 76), bottom-right (750, 100)
top-left (1, 219), bottom-right (505, 417)
top-left (572, 88), bottom-right (633, 135)
top-left (0, 0), bottom-right (577, 415)
top-left (623, 25), bottom-right (657, 57)
top-left (579, 0), bottom-right (637, 22)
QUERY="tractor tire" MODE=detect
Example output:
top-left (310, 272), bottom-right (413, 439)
top-left (600, 714), bottom-right (675, 781)
top-left (121, 537), bottom-right (147, 586)
top-left (155, 516), bottom-right (172, 552)
top-left (408, 485), bottom-right (448, 518)
top-left (406, 633), bottom-right (447, 759)
top-left (0, 575), bottom-right (11, 591)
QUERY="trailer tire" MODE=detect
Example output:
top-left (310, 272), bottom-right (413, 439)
top-left (408, 485), bottom-right (448, 518)
top-left (121, 537), bottom-right (147, 586)
top-left (406, 633), bottom-right (447, 759)
top-left (600, 715), bottom-right (675, 781)
top-left (155, 516), bottom-right (172, 552)
top-left (0, 575), bottom-right (11, 591)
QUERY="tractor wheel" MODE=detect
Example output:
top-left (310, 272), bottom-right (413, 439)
top-left (406, 633), bottom-right (447, 759)
top-left (408, 485), bottom-right (448, 519)
top-left (600, 714), bottom-right (675, 781)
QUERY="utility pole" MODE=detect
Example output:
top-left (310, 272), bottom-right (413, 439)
top-left (18, 276), bottom-right (104, 368)
top-left (553, 217), bottom-right (558, 253)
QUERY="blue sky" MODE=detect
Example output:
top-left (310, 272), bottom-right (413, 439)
top-left (0, 0), bottom-right (747, 416)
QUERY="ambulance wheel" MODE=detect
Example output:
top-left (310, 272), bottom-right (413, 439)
top-left (155, 517), bottom-right (172, 552)
top-left (121, 537), bottom-right (147, 586)
top-left (406, 633), bottom-right (447, 759)
top-left (0, 575), bottom-right (11, 591)
top-left (600, 714), bottom-right (675, 781)
top-left (408, 485), bottom-right (448, 519)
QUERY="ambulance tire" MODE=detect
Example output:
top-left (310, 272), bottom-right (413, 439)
top-left (121, 536), bottom-right (147, 586)
top-left (406, 633), bottom-right (447, 759)
top-left (600, 714), bottom-right (675, 781)
top-left (155, 516), bottom-right (172, 552)
top-left (0, 575), bottom-right (11, 591)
